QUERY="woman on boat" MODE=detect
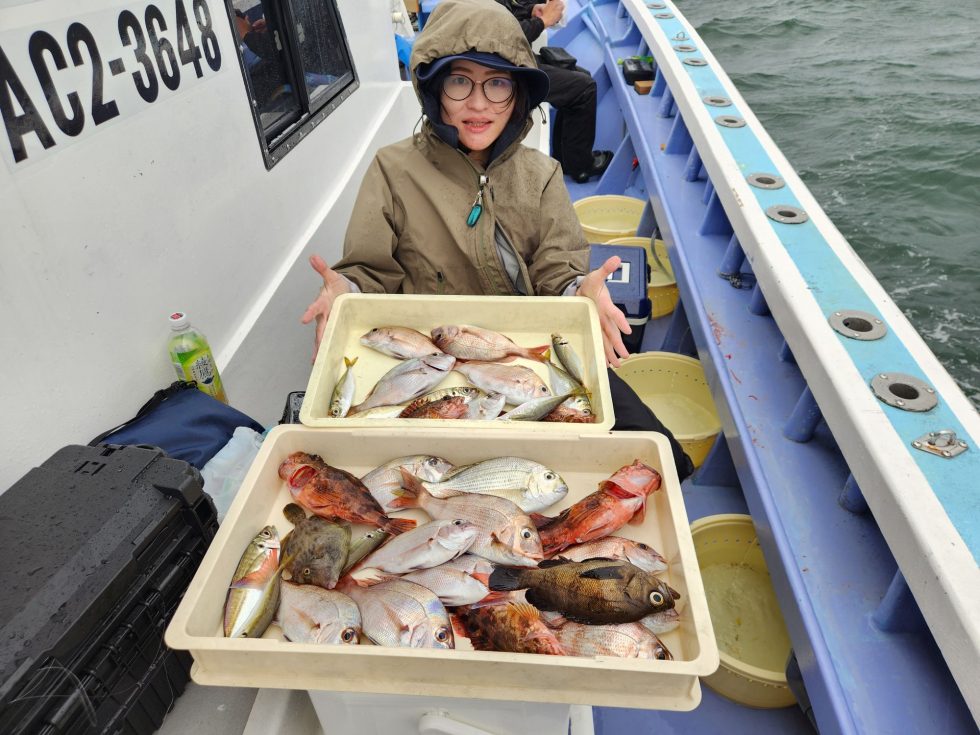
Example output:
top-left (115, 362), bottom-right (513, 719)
top-left (301, 0), bottom-right (694, 479)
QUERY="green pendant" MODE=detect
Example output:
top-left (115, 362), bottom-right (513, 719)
top-left (467, 203), bottom-right (483, 227)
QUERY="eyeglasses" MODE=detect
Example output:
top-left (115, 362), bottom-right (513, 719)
top-left (442, 74), bottom-right (515, 104)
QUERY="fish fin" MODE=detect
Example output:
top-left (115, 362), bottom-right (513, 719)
top-left (559, 610), bottom-right (597, 625)
top-left (349, 567), bottom-right (387, 586)
top-left (578, 564), bottom-right (627, 581)
top-left (527, 345), bottom-right (551, 363)
top-left (628, 500), bottom-right (647, 526)
top-left (529, 512), bottom-right (556, 529)
top-left (381, 516), bottom-right (417, 535)
top-left (538, 558), bottom-right (573, 569)
top-left (282, 503), bottom-right (307, 525)
top-left (600, 481), bottom-right (643, 500)
top-left (450, 614), bottom-right (469, 640)
top-left (538, 611), bottom-right (567, 629)
top-left (488, 566), bottom-right (526, 592)
top-left (388, 469), bottom-right (422, 509)
top-left (344, 355), bottom-right (358, 368)
top-left (667, 583), bottom-right (682, 601)
top-left (469, 590), bottom-right (514, 608)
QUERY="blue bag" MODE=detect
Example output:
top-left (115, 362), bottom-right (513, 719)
top-left (89, 381), bottom-right (265, 469)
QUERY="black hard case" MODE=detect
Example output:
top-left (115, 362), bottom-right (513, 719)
top-left (0, 444), bottom-right (217, 734)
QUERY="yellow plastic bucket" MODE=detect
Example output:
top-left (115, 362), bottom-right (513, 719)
top-left (613, 352), bottom-right (721, 467)
top-left (690, 514), bottom-right (796, 709)
top-left (573, 195), bottom-right (645, 243)
top-left (606, 236), bottom-right (679, 318)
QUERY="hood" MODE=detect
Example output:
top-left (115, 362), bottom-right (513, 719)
top-left (409, 0), bottom-right (548, 164)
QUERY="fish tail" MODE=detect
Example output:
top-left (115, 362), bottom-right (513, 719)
top-left (380, 515), bottom-right (417, 535)
top-left (344, 355), bottom-right (358, 368)
top-left (488, 566), bottom-right (527, 592)
top-left (388, 468), bottom-right (427, 510)
top-left (526, 345), bottom-right (551, 362)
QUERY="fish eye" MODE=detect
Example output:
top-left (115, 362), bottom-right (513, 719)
top-left (260, 530), bottom-right (272, 539)
top-left (521, 528), bottom-right (533, 540)
top-left (303, 568), bottom-right (312, 578)
top-left (638, 543), bottom-right (650, 550)
top-left (453, 519), bottom-right (465, 525)
top-left (583, 409), bottom-right (593, 415)
top-left (435, 627), bottom-right (450, 643)
top-left (540, 386), bottom-right (549, 392)
top-left (426, 457), bottom-right (439, 466)
top-left (544, 472), bottom-right (555, 481)
top-left (341, 628), bottom-right (357, 642)
top-left (650, 591), bottom-right (665, 605)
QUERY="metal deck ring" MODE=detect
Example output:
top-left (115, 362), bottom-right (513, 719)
top-left (828, 310), bottom-right (887, 340)
top-left (683, 57), bottom-right (707, 66)
top-left (765, 204), bottom-right (809, 224)
top-left (646, 2), bottom-right (667, 7)
top-left (655, 13), bottom-right (675, 19)
top-left (674, 44), bottom-right (697, 52)
top-left (747, 172), bottom-right (785, 189)
top-left (715, 115), bottom-right (746, 128)
top-left (703, 95), bottom-right (732, 107)
top-left (870, 373), bottom-right (939, 412)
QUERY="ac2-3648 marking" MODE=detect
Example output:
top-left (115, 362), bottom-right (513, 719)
top-left (0, 0), bottom-right (222, 164)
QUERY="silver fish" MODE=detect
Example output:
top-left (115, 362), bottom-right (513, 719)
top-left (466, 391), bottom-right (507, 420)
top-left (392, 472), bottom-right (544, 567)
top-left (556, 536), bottom-right (668, 574)
top-left (454, 362), bottom-right (551, 406)
top-left (498, 387), bottom-right (587, 422)
top-left (639, 608), bottom-right (681, 635)
top-left (361, 455), bottom-right (456, 512)
top-left (351, 353), bottom-right (456, 413)
top-left (342, 528), bottom-right (390, 573)
top-left (330, 356), bottom-right (357, 418)
top-left (440, 554), bottom-right (495, 585)
top-left (360, 326), bottom-right (442, 359)
top-left (277, 581), bottom-right (361, 645)
top-left (343, 579), bottom-right (454, 648)
top-left (551, 334), bottom-right (586, 385)
top-left (540, 613), bottom-right (673, 659)
top-left (223, 526), bottom-right (281, 638)
top-left (401, 565), bottom-right (490, 606)
top-left (419, 457), bottom-right (568, 513)
top-left (547, 359), bottom-right (581, 397)
top-left (348, 519), bottom-right (478, 585)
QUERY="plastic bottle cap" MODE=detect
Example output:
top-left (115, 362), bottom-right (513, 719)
top-left (169, 312), bottom-right (189, 330)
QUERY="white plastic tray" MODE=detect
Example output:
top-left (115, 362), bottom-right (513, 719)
top-left (299, 294), bottom-right (615, 431)
top-left (166, 425), bottom-right (718, 710)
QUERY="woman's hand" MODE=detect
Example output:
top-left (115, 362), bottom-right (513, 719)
top-left (300, 254), bottom-right (352, 363)
top-left (576, 255), bottom-right (632, 367)
top-left (532, 0), bottom-right (565, 28)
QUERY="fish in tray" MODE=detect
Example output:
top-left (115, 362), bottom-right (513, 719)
top-left (412, 456), bottom-right (568, 514)
top-left (342, 528), bottom-right (390, 573)
top-left (551, 333), bottom-right (586, 385)
top-left (345, 519), bottom-right (478, 585)
top-left (349, 353), bottom-right (456, 414)
top-left (392, 469), bottom-right (544, 566)
top-left (539, 611), bottom-right (673, 660)
top-left (360, 326), bottom-right (442, 359)
top-left (280, 503), bottom-right (350, 589)
top-left (398, 386), bottom-right (485, 419)
top-left (330, 356), bottom-right (357, 418)
top-left (224, 525), bottom-right (282, 638)
top-left (341, 578), bottom-right (454, 649)
top-left (556, 536), bottom-right (668, 574)
top-left (279, 451), bottom-right (416, 535)
top-left (497, 388), bottom-right (588, 422)
top-left (453, 362), bottom-right (552, 405)
top-left (488, 558), bottom-right (680, 625)
top-left (361, 454), bottom-right (456, 512)
top-left (640, 608), bottom-right (682, 636)
top-left (277, 581), bottom-right (361, 645)
top-left (401, 563), bottom-right (490, 606)
top-left (533, 459), bottom-right (663, 556)
top-left (431, 324), bottom-right (550, 363)
top-left (467, 391), bottom-right (506, 420)
top-left (452, 602), bottom-right (566, 655)
top-left (542, 396), bottom-right (596, 423)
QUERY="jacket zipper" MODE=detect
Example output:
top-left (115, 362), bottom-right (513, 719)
top-left (467, 174), bottom-right (488, 227)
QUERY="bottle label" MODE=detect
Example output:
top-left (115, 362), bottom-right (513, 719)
top-left (173, 348), bottom-right (227, 402)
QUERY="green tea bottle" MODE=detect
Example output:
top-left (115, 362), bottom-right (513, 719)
top-left (167, 312), bottom-right (228, 403)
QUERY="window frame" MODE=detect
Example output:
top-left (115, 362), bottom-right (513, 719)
top-left (225, 0), bottom-right (360, 170)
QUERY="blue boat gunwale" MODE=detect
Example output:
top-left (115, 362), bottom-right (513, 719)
top-left (552, 0), bottom-right (979, 730)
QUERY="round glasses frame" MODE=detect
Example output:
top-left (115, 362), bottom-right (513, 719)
top-left (442, 74), bottom-right (516, 104)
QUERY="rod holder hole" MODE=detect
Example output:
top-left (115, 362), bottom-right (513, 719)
top-left (889, 383), bottom-right (919, 400)
top-left (842, 316), bottom-right (872, 332)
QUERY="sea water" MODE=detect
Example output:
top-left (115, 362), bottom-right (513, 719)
top-left (684, 0), bottom-right (980, 407)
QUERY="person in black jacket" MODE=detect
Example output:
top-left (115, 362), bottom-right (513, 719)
top-left (495, 0), bottom-right (613, 183)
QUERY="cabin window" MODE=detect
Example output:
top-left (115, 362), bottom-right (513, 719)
top-left (228, 0), bottom-right (357, 168)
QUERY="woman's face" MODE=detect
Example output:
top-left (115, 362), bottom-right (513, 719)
top-left (440, 60), bottom-right (515, 161)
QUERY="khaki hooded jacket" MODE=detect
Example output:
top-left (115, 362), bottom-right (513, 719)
top-left (331, 0), bottom-right (589, 297)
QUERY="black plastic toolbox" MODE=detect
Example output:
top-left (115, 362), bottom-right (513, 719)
top-left (0, 444), bottom-right (218, 734)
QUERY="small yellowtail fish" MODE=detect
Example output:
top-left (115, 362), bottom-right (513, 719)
top-left (223, 526), bottom-right (282, 638)
top-left (342, 528), bottom-right (390, 573)
top-left (348, 404), bottom-right (406, 419)
top-left (551, 333), bottom-right (585, 385)
top-left (546, 358), bottom-right (581, 396)
top-left (497, 387), bottom-right (588, 422)
top-left (330, 356), bottom-right (357, 418)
